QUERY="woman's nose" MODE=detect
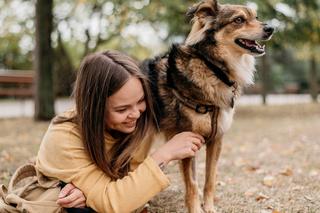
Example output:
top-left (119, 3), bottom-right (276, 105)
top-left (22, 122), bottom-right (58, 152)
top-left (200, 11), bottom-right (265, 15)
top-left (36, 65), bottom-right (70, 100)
top-left (128, 107), bottom-right (141, 119)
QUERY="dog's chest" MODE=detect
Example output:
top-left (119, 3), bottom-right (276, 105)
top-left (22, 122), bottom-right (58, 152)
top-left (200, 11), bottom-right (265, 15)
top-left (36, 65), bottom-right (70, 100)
top-left (181, 107), bottom-right (234, 139)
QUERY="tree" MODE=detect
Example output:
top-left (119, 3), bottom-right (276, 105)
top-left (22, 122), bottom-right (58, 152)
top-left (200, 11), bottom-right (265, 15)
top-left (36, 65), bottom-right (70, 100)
top-left (34, 0), bottom-right (54, 120)
top-left (260, 54), bottom-right (271, 104)
top-left (310, 52), bottom-right (318, 102)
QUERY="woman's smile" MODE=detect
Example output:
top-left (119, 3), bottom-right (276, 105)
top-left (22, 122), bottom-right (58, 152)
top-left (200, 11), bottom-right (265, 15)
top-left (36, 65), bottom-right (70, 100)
top-left (123, 120), bottom-right (137, 128)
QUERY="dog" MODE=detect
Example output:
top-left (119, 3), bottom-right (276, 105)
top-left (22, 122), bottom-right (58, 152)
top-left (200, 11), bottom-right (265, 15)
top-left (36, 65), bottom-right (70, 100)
top-left (142, 0), bottom-right (274, 212)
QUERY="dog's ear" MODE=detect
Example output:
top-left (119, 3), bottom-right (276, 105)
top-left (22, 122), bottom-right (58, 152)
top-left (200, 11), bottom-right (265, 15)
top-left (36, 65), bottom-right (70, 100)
top-left (186, 0), bottom-right (219, 20)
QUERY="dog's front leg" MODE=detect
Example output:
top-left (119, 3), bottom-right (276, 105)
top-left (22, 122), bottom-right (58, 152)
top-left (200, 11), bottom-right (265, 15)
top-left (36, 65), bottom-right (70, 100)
top-left (203, 137), bottom-right (222, 213)
top-left (181, 157), bottom-right (202, 213)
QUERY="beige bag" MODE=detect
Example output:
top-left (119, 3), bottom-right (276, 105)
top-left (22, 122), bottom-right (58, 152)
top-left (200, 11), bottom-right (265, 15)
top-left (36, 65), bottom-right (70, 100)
top-left (0, 163), bottom-right (66, 213)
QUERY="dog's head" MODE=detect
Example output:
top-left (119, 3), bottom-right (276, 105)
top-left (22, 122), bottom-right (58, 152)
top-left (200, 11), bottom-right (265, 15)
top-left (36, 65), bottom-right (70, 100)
top-left (186, 0), bottom-right (274, 56)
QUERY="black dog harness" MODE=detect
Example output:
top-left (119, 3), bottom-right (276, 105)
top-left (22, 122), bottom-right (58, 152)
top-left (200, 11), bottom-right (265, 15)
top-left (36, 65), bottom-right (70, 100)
top-left (171, 88), bottom-right (219, 142)
top-left (167, 45), bottom-right (237, 141)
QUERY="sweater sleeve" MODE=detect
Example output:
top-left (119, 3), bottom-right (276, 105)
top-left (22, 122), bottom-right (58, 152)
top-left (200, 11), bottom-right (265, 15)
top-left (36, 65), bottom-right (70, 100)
top-left (36, 122), bottom-right (170, 213)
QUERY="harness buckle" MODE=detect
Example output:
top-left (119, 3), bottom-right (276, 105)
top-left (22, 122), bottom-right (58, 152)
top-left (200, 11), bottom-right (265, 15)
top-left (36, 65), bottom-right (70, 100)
top-left (195, 105), bottom-right (213, 114)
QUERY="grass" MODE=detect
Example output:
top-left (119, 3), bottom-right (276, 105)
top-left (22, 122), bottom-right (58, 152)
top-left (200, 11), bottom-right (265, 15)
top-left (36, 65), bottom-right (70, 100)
top-left (1, 103), bottom-right (320, 212)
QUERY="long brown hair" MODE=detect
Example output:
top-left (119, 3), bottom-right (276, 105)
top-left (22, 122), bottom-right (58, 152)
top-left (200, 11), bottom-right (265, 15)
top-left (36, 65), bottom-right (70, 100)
top-left (54, 50), bottom-right (157, 179)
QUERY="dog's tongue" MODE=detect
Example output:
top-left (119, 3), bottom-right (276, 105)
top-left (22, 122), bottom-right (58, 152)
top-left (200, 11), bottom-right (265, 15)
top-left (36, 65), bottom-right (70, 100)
top-left (244, 39), bottom-right (256, 47)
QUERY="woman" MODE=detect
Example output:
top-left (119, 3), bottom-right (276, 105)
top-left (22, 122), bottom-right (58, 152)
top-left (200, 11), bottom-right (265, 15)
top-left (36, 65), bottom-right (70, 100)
top-left (36, 50), bottom-right (204, 213)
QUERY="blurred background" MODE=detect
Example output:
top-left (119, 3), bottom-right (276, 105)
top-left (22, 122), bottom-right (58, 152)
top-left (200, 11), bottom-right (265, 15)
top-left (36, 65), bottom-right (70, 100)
top-left (0, 0), bottom-right (319, 119)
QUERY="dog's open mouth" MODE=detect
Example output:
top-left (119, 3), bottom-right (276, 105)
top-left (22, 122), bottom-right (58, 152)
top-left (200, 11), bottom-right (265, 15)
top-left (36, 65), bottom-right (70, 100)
top-left (235, 38), bottom-right (265, 54)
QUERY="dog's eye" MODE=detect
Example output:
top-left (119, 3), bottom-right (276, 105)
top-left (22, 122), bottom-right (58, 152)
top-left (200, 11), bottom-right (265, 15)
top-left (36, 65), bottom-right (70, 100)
top-left (256, 16), bottom-right (259, 20)
top-left (234, 17), bottom-right (245, 24)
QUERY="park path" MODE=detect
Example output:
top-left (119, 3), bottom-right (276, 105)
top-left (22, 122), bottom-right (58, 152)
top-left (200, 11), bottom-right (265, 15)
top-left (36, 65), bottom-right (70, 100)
top-left (0, 94), bottom-right (316, 118)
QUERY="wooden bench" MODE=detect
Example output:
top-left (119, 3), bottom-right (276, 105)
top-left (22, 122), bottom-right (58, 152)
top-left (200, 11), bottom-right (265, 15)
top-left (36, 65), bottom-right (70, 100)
top-left (0, 72), bottom-right (34, 98)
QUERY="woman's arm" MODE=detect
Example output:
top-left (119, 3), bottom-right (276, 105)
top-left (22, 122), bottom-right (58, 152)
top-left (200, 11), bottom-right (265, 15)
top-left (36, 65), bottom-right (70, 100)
top-left (55, 131), bottom-right (204, 211)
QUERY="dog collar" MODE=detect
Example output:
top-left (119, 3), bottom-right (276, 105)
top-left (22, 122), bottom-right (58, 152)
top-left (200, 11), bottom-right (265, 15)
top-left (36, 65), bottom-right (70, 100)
top-left (192, 48), bottom-right (235, 88)
top-left (172, 89), bottom-right (215, 114)
top-left (193, 48), bottom-right (238, 108)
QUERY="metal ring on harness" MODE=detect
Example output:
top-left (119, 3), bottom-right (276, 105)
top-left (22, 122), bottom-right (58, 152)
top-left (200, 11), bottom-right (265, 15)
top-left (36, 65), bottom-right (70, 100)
top-left (195, 104), bottom-right (213, 114)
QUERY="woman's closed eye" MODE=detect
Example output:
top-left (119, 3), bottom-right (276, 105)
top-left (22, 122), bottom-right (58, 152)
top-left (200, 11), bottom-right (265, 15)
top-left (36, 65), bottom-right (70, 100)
top-left (138, 97), bottom-right (145, 104)
top-left (115, 108), bottom-right (127, 113)
top-left (114, 96), bottom-right (145, 113)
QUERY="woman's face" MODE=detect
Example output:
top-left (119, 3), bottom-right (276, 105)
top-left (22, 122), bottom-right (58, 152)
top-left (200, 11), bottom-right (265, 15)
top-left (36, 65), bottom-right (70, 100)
top-left (105, 77), bottom-right (146, 134)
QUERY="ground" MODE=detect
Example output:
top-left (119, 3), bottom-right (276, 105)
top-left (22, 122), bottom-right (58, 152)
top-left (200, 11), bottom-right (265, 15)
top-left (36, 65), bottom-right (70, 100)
top-left (0, 104), bottom-right (319, 213)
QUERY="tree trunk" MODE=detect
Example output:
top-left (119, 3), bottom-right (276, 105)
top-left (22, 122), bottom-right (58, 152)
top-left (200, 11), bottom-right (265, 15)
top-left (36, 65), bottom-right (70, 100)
top-left (261, 54), bottom-right (270, 105)
top-left (34, 0), bottom-right (55, 120)
top-left (310, 54), bottom-right (318, 102)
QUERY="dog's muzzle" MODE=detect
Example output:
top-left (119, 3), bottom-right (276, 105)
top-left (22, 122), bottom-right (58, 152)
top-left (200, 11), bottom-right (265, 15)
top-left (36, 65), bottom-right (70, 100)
top-left (263, 25), bottom-right (274, 39)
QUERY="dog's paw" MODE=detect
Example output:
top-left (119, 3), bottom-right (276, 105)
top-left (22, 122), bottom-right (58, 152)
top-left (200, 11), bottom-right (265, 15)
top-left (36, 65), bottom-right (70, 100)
top-left (188, 206), bottom-right (205, 213)
top-left (187, 203), bottom-right (204, 213)
top-left (202, 203), bottom-right (217, 213)
top-left (203, 208), bottom-right (217, 213)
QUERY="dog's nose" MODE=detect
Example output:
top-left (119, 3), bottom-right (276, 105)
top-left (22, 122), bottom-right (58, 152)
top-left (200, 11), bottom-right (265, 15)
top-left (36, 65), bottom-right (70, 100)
top-left (263, 26), bottom-right (274, 35)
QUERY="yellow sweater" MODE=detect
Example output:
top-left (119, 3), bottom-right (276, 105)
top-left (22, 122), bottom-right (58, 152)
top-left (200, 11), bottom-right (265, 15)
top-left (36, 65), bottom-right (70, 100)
top-left (35, 112), bottom-right (170, 213)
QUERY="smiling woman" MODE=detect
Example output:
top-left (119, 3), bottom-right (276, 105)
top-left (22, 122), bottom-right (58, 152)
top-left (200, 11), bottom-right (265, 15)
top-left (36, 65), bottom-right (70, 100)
top-left (51, 50), bottom-right (157, 180)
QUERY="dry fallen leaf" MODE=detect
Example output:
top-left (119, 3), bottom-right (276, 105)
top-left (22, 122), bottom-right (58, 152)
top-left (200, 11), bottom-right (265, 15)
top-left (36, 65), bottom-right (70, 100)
top-left (244, 187), bottom-right (258, 197)
top-left (256, 193), bottom-right (270, 201)
top-left (279, 168), bottom-right (293, 176)
top-left (263, 175), bottom-right (276, 187)
top-left (267, 204), bottom-right (282, 212)
top-left (244, 165), bottom-right (260, 172)
top-left (266, 206), bottom-right (274, 210)
top-left (304, 195), bottom-right (313, 201)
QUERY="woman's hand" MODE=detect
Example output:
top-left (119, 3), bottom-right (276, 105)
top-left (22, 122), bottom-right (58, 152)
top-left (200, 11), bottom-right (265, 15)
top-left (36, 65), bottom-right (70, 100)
top-left (57, 183), bottom-right (86, 208)
top-left (151, 131), bottom-right (205, 166)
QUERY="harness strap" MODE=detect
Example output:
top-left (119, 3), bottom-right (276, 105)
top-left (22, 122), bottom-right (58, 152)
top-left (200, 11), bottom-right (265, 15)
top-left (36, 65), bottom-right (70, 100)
top-left (172, 89), bottom-right (215, 114)
top-left (172, 89), bottom-right (220, 142)
top-left (192, 48), bottom-right (235, 88)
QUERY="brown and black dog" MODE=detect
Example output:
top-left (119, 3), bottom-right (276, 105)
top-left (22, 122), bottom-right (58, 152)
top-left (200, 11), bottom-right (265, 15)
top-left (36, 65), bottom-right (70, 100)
top-left (143, 0), bottom-right (274, 212)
